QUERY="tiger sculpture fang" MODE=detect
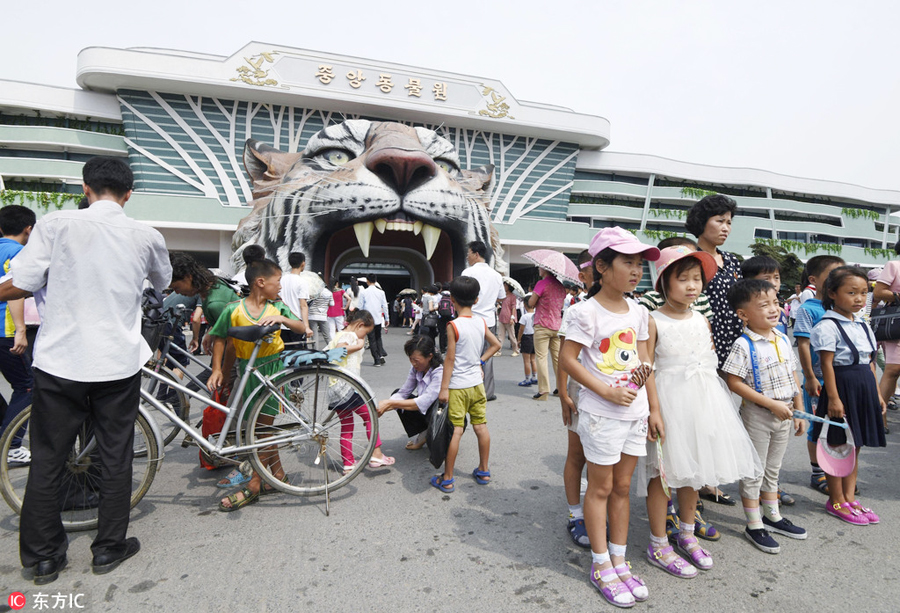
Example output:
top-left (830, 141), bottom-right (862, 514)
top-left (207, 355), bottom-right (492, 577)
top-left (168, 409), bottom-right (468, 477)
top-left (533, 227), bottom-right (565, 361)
top-left (232, 120), bottom-right (507, 280)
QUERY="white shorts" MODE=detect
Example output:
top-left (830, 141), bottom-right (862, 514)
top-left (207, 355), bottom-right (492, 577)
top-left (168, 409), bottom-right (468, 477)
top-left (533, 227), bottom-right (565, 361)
top-left (576, 412), bottom-right (648, 466)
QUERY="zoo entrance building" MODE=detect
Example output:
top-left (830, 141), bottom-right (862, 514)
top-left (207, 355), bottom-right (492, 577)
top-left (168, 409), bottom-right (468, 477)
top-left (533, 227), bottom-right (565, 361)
top-left (1, 42), bottom-right (898, 292)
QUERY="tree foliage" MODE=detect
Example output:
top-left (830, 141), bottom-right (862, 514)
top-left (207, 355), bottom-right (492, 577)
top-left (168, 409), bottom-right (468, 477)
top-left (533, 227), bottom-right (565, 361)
top-left (749, 242), bottom-right (805, 294)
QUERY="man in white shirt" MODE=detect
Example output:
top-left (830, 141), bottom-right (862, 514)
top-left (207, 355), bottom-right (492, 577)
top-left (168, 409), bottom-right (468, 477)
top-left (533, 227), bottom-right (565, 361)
top-left (357, 274), bottom-right (389, 365)
top-left (461, 241), bottom-right (505, 400)
top-left (0, 157), bottom-right (171, 585)
top-left (280, 252), bottom-right (310, 346)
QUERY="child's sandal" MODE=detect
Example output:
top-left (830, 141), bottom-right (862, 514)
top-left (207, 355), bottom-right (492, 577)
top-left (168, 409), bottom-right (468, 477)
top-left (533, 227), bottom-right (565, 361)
top-left (614, 562), bottom-right (648, 601)
top-left (430, 474), bottom-right (455, 493)
top-left (589, 565), bottom-right (635, 608)
top-left (676, 535), bottom-right (713, 570)
top-left (645, 544), bottom-right (698, 579)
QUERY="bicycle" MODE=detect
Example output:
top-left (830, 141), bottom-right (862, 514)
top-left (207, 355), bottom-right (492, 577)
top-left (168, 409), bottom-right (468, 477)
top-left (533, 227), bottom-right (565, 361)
top-left (0, 324), bottom-right (379, 530)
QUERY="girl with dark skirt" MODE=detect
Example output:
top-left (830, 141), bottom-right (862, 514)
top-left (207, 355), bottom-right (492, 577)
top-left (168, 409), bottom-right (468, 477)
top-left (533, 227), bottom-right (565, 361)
top-left (811, 266), bottom-right (887, 526)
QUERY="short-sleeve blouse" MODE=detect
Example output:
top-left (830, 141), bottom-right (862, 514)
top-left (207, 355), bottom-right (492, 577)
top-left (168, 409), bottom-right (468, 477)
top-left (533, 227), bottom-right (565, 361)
top-left (704, 249), bottom-right (743, 368)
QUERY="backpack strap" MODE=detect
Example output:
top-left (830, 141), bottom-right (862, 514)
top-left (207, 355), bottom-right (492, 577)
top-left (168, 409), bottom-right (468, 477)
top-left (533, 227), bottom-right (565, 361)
top-left (741, 333), bottom-right (763, 394)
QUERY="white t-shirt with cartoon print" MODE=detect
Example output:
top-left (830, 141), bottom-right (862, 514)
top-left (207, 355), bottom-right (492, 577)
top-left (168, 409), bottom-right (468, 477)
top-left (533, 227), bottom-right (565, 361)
top-left (563, 297), bottom-right (650, 421)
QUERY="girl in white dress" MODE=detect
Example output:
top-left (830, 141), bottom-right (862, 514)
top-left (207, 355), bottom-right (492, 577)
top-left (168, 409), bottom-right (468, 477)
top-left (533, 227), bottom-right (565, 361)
top-left (645, 246), bottom-right (762, 575)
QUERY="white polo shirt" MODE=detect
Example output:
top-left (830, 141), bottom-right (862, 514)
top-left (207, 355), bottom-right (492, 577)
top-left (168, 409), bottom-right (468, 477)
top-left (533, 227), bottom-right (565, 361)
top-left (461, 261), bottom-right (504, 327)
top-left (11, 200), bottom-right (171, 382)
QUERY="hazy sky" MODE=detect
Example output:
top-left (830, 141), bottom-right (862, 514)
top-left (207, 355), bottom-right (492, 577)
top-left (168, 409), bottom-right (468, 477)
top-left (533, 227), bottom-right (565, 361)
top-left (4, 1), bottom-right (898, 191)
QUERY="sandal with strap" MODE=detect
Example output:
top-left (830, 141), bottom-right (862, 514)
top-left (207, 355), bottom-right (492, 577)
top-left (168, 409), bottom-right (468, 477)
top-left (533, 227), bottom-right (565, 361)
top-left (259, 475), bottom-right (289, 496)
top-left (216, 468), bottom-right (251, 489)
top-left (810, 472), bottom-right (829, 494)
top-left (849, 501), bottom-right (879, 524)
top-left (645, 544), bottom-right (697, 578)
top-left (665, 508), bottom-right (680, 542)
top-left (589, 564), bottom-right (635, 608)
top-left (825, 500), bottom-right (869, 525)
top-left (694, 509), bottom-right (720, 541)
top-left (676, 534), bottom-right (713, 570)
top-left (218, 486), bottom-right (260, 512)
top-left (614, 562), bottom-right (648, 601)
top-left (472, 468), bottom-right (491, 485)
top-left (430, 474), bottom-right (455, 493)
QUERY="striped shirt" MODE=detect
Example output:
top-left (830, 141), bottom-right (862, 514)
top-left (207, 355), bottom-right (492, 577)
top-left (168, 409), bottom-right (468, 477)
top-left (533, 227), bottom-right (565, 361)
top-left (638, 290), bottom-right (713, 321)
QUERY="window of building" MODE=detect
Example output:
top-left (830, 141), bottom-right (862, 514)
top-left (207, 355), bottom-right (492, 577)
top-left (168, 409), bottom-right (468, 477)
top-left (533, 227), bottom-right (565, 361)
top-left (778, 231), bottom-right (808, 241)
top-left (573, 171), bottom-right (649, 186)
top-left (773, 210), bottom-right (842, 227)
top-left (754, 228), bottom-right (773, 239)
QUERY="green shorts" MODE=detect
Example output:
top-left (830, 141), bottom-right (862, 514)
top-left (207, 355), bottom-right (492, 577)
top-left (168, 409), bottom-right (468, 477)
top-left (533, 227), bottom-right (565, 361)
top-left (448, 384), bottom-right (487, 427)
top-left (239, 354), bottom-right (284, 418)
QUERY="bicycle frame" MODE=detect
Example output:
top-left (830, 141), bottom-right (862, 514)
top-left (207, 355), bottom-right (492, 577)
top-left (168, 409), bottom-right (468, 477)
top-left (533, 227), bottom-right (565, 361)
top-left (138, 340), bottom-right (344, 460)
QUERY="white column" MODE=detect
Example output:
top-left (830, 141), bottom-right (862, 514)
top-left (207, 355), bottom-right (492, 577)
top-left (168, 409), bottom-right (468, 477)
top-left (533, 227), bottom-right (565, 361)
top-left (218, 231), bottom-right (234, 274)
top-left (639, 173), bottom-right (656, 231)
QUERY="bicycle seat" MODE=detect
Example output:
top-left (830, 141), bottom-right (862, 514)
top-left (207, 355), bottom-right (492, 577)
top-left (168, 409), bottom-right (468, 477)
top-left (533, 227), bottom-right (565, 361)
top-left (227, 325), bottom-right (281, 342)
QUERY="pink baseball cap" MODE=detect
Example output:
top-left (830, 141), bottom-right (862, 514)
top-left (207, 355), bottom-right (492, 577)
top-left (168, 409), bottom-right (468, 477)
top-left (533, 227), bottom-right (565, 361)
top-left (817, 422), bottom-right (856, 478)
top-left (588, 227), bottom-right (660, 261)
top-left (653, 245), bottom-right (719, 292)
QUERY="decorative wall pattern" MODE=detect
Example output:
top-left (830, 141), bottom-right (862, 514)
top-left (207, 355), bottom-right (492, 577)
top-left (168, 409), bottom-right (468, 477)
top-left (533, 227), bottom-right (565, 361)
top-left (117, 90), bottom-right (578, 224)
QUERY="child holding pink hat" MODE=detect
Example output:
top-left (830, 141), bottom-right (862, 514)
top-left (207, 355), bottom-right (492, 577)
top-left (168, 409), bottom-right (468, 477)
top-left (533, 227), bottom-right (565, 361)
top-left (642, 245), bottom-right (762, 577)
top-left (559, 226), bottom-right (662, 607)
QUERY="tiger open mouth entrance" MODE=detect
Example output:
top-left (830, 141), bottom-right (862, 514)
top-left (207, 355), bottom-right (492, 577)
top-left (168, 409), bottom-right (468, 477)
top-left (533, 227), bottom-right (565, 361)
top-left (320, 212), bottom-right (460, 283)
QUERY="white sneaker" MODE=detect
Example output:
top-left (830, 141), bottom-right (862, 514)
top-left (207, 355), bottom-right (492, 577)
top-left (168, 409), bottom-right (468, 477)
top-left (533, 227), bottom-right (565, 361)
top-left (7, 447), bottom-right (30, 465)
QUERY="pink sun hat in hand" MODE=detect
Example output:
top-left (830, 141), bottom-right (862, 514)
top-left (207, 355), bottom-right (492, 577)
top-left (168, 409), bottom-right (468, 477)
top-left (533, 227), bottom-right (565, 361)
top-left (653, 245), bottom-right (719, 292)
top-left (589, 227), bottom-right (661, 261)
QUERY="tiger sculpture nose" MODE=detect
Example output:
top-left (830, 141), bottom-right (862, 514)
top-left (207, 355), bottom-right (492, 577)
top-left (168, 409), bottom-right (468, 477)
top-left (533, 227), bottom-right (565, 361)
top-left (366, 147), bottom-right (436, 196)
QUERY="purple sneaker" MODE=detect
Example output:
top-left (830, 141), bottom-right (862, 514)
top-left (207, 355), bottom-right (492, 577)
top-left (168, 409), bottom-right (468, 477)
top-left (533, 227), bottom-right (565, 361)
top-left (645, 544), bottom-right (698, 578)
top-left (590, 564), bottom-right (635, 608)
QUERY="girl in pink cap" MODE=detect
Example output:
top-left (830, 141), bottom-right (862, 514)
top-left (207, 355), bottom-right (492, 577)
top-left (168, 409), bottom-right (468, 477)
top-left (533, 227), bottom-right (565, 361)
top-left (642, 245), bottom-right (762, 577)
top-left (559, 226), bottom-right (662, 608)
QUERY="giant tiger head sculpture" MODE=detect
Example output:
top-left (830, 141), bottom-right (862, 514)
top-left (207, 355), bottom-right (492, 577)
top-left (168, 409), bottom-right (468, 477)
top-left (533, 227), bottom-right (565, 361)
top-left (233, 120), bottom-right (505, 279)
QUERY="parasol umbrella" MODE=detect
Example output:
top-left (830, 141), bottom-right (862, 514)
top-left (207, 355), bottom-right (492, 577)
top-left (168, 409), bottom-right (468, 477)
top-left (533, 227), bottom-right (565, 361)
top-left (398, 288), bottom-right (418, 297)
top-left (502, 276), bottom-right (526, 298)
top-left (522, 249), bottom-right (583, 288)
top-left (298, 270), bottom-right (325, 297)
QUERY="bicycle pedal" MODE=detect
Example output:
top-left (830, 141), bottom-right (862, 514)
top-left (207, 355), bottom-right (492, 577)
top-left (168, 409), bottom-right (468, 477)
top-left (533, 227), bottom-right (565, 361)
top-left (181, 434), bottom-right (195, 448)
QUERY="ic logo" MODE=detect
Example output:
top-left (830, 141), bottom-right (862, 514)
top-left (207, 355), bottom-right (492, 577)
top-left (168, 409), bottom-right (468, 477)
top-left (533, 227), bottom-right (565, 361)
top-left (8, 591), bottom-right (26, 610)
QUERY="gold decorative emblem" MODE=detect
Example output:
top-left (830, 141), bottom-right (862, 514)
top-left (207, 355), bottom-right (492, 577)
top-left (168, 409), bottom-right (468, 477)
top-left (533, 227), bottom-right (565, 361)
top-left (231, 51), bottom-right (280, 87)
top-left (478, 85), bottom-right (514, 119)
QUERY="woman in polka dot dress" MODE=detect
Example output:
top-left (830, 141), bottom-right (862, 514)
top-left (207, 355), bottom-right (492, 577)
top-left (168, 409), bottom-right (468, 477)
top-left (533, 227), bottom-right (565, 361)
top-left (685, 194), bottom-right (743, 371)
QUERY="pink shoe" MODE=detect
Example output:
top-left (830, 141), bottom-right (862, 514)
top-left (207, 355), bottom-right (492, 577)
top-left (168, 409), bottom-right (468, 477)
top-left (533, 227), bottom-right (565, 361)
top-left (614, 562), bottom-right (648, 602)
top-left (825, 500), bottom-right (869, 525)
top-left (676, 534), bottom-right (713, 570)
top-left (590, 564), bottom-right (635, 608)
top-left (850, 501), bottom-right (880, 524)
top-left (368, 455), bottom-right (395, 468)
top-left (645, 544), bottom-right (698, 578)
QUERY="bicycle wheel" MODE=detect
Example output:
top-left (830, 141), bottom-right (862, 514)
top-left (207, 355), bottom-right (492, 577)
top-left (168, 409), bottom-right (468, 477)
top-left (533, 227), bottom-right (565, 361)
top-left (142, 366), bottom-right (190, 447)
top-left (243, 364), bottom-right (379, 496)
top-left (0, 405), bottom-right (159, 532)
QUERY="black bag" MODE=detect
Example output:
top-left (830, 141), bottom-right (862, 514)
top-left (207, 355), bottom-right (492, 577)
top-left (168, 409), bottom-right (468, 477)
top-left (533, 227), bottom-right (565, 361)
top-left (422, 312), bottom-right (440, 329)
top-left (426, 402), bottom-right (452, 469)
top-left (426, 401), bottom-right (467, 468)
top-left (437, 294), bottom-right (455, 319)
top-left (870, 293), bottom-right (900, 341)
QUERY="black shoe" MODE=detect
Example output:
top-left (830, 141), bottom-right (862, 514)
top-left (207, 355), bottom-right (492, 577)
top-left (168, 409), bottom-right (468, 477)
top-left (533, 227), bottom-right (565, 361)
top-left (33, 556), bottom-right (67, 585)
top-left (552, 388), bottom-right (559, 396)
top-left (92, 537), bottom-right (140, 575)
top-left (486, 395), bottom-right (497, 402)
top-left (744, 527), bottom-right (780, 554)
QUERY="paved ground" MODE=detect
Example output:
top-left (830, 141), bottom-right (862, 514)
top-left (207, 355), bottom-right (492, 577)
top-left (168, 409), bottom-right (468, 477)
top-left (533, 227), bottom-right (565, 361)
top-left (0, 328), bottom-right (898, 612)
